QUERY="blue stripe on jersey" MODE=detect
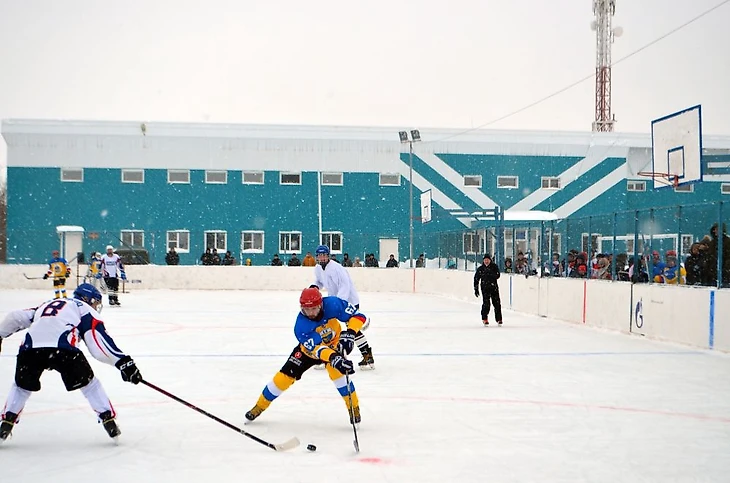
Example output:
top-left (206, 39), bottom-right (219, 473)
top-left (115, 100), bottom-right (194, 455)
top-left (18, 333), bottom-right (33, 353)
top-left (78, 312), bottom-right (125, 357)
top-left (92, 323), bottom-right (126, 358)
top-left (79, 313), bottom-right (126, 359)
top-left (77, 312), bottom-right (94, 334)
top-left (57, 330), bottom-right (80, 351)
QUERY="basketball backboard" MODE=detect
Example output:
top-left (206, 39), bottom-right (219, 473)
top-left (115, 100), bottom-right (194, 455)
top-left (420, 189), bottom-right (432, 224)
top-left (649, 105), bottom-right (702, 189)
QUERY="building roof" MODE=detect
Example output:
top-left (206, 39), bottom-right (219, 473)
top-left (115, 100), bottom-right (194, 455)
top-left (3, 118), bottom-right (729, 171)
top-left (5, 117), bottom-right (729, 147)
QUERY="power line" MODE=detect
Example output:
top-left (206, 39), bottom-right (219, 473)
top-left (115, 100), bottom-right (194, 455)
top-left (429, 0), bottom-right (730, 144)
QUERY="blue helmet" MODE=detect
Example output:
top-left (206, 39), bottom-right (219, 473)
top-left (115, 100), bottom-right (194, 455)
top-left (315, 245), bottom-right (330, 256)
top-left (73, 283), bottom-right (103, 306)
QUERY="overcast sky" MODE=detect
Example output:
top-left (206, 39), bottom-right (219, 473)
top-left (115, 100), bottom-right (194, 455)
top-left (1, 0), bottom-right (729, 175)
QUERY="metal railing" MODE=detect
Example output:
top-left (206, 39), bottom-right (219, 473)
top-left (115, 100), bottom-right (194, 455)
top-left (418, 201), bottom-right (729, 288)
top-left (4, 201), bottom-right (728, 288)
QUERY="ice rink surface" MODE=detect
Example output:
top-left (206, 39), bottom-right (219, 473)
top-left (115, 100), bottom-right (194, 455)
top-left (1, 288), bottom-right (729, 483)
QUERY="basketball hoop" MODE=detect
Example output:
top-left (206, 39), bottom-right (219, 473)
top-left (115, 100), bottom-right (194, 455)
top-left (637, 171), bottom-right (679, 188)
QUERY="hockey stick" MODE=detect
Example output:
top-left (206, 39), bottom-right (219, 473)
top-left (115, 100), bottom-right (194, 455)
top-left (23, 273), bottom-right (46, 280)
top-left (141, 380), bottom-right (299, 451)
top-left (344, 373), bottom-right (360, 453)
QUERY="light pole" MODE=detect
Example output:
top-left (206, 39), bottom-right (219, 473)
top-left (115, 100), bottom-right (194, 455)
top-left (399, 129), bottom-right (421, 268)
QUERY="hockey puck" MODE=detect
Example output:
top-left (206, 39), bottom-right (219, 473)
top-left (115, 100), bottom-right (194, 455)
top-left (307, 444), bottom-right (317, 452)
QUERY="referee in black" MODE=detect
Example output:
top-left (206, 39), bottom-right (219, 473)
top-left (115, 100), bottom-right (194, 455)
top-left (474, 254), bottom-right (503, 326)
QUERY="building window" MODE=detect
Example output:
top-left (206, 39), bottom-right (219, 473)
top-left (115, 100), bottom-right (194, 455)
top-left (280, 172), bottom-right (301, 185)
top-left (513, 228), bottom-right (539, 256)
top-left (121, 230), bottom-right (144, 247)
top-left (379, 173), bottom-right (401, 186)
top-left (497, 176), bottom-right (518, 189)
top-left (205, 170), bottom-right (228, 184)
top-left (279, 231), bottom-right (301, 254)
top-left (551, 232), bottom-right (562, 255)
top-left (627, 180), bottom-right (646, 192)
top-left (243, 171), bottom-right (264, 184)
top-left (581, 233), bottom-right (600, 254)
top-left (61, 168), bottom-right (83, 182)
top-left (504, 228), bottom-right (513, 259)
top-left (168, 170), bottom-right (190, 184)
top-left (205, 230), bottom-right (227, 251)
top-left (241, 231), bottom-right (264, 253)
top-left (321, 173), bottom-right (343, 186)
top-left (674, 183), bottom-right (694, 193)
top-left (681, 234), bottom-right (693, 258)
top-left (122, 169), bottom-right (144, 184)
top-left (625, 238), bottom-right (645, 256)
top-left (321, 232), bottom-right (343, 253)
top-left (464, 175), bottom-right (482, 188)
top-left (541, 177), bottom-right (561, 189)
top-left (167, 230), bottom-right (190, 253)
top-left (463, 232), bottom-right (482, 254)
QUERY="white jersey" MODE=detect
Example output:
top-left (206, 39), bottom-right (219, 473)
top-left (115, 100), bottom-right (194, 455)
top-left (313, 260), bottom-right (360, 306)
top-left (0, 298), bottom-right (127, 366)
top-left (102, 253), bottom-right (123, 278)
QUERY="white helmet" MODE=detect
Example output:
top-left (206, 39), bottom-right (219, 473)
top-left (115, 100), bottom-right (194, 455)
top-left (106, 245), bottom-right (114, 251)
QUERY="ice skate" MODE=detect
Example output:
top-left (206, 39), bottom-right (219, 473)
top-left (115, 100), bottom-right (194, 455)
top-left (497, 320), bottom-right (503, 326)
top-left (357, 348), bottom-right (375, 370)
top-left (245, 405), bottom-right (265, 422)
top-left (483, 318), bottom-right (489, 326)
top-left (0, 412), bottom-right (18, 443)
top-left (99, 411), bottom-right (121, 440)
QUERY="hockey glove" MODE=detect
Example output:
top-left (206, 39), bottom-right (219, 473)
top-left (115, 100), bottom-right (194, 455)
top-left (115, 356), bottom-right (142, 384)
top-left (95, 273), bottom-right (102, 279)
top-left (66, 269), bottom-right (71, 277)
top-left (329, 353), bottom-right (355, 375)
top-left (43, 274), bottom-right (49, 280)
top-left (474, 288), bottom-right (479, 297)
top-left (338, 329), bottom-right (357, 355)
top-left (120, 271), bottom-right (127, 281)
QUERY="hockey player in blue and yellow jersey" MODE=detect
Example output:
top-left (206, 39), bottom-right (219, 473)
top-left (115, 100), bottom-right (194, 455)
top-left (245, 287), bottom-right (366, 425)
top-left (84, 252), bottom-right (105, 291)
top-left (44, 250), bottom-right (71, 299)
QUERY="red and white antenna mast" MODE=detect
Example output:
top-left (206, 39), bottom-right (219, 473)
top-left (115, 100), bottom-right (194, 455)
top-left (591, 0), bottom-right (622, 132)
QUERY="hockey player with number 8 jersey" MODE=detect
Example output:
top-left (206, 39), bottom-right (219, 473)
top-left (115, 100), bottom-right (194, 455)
top-left (245, 287), bottom-right (367, 425)
top-left (0, 283), bottom-right (143, 443)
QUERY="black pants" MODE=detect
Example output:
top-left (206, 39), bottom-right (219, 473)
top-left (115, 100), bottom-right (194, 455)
top-left (15, 348), bottom-right (95, 392)
top-left (480, 283), bottom-right (503, 321)
top-left (279, 345), bottom-right (323, 380)
top-left (105, 277), bottom-right (119, 302)
top-left (105, 277), bottom-right (119, 292)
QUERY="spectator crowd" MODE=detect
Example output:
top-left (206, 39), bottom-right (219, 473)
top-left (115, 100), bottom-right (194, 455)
top-left (537, 223), bottom-right (730, 287)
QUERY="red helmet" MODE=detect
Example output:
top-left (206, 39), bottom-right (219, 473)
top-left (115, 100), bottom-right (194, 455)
top-left (299, 287), bottom-right (322, 308)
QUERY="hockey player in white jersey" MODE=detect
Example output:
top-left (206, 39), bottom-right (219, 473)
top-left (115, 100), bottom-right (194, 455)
top-left (0, 283), bottom-right (142, 443)
top-left (102, 245), bottom-right (126, 306)
top-left (311, 245), bottom-right (375, 369)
